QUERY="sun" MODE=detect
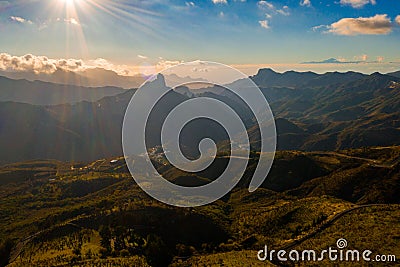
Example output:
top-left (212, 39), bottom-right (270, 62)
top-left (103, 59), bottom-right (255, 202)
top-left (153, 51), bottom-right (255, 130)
top-left (58, 0), bottom-right (80, 5)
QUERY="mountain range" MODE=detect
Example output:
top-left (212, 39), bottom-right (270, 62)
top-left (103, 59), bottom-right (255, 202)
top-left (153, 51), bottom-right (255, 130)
top-left (0, 68), bottom-right (400, 163)
top-left (1, 67), bottom-right (400, 265)
top-left (0, 75), bottom-right (126, 105)
top-left (0, 68), bottom-right (145, 89)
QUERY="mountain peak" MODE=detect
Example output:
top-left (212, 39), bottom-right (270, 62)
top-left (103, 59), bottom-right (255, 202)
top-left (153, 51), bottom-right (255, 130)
top-left (256, 68), bottom-right (278, 76)
top-left (143, 73), bottom-right (167, 89)
top-left (370, 72), bottom-right (384, 77)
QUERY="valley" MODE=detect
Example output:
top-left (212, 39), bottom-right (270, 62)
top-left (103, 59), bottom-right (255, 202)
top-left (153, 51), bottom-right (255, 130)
top-left (1, 69), bottom-right (399, 266)
top-left (0, 146), bottom-right (399, 266)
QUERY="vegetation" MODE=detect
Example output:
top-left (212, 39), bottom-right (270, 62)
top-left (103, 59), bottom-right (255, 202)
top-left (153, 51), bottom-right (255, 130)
top-left (0, 146), bottom-right (399, 266)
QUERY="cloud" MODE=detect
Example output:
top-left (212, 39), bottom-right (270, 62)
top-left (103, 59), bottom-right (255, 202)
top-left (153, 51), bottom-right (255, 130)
top-left (156, 59), bottom-right (183, 71)
top-left (302, 58), bottom-right (363, 64)
top-left (354, 54), bottom-right (368, 61)
top-left (339, 0), bottom-right (376, 8)
top-left (259, 20), bottom-right (270, 29)
top-left (0, 53), bottom-right (187, 77)
top-left (64, 18), bottom-right (79, 25)
top-left (258, 1), bottom-right (290, 17)
top-left (328, 14), bottom-right (392, 35)
top-left (277, 7), bottom-right (290, 16)
top-left (212, 0), bottom-right (227, 4)
top-left (0, 53), bottom-right (68, 74)
top-left (185, 1), bottom-right (195, 7)
top-left (312, 24), bottom-right (328, 32)
top-left (300, 0), bottom-right (311, 7)
top-left (0, 53), bottom-right (131, 75)
top-left (9, 16), bottom-right (33, 25)
top-left (8, 16), bottom-right (80, 29)
top-left (303, 55), bottom-right (388, 65)
top-left (258, 1), bottom-right (274, 9)
top-left (396, 15), bottom-right (400, 26)
top-left (137, 55), bottom-right (148, 59)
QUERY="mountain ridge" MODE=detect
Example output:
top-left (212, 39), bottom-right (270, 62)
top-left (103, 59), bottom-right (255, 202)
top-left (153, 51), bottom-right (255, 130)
top-left (1, 69), bottom-right (400, 163)
top-left (0, 75), bottom-right (127, 105)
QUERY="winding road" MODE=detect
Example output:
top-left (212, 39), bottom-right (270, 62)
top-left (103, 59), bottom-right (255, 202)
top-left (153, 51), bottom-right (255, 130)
top-left (269, 203), bottom-right (395, 266)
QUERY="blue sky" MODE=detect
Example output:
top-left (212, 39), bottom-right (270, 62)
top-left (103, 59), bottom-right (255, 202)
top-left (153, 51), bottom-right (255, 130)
top-left (0, 0), bottom-right (399, 75)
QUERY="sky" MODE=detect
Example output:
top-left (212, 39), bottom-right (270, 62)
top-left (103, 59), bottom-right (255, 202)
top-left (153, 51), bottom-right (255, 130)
top-left (0, 0), bottom-right (400, 76)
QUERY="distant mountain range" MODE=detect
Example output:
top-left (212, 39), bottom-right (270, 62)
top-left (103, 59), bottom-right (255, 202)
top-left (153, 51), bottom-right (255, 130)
top-left (0, 76), bottom-right (126, 105)
top-left (0, 67), bottom-right (210, 90)
top-left (0, 68), bottom-right (400, 163)
top-left (248, 68), bottom-right (368, 88)
top-left (0, 68), bottom-right (145, 89)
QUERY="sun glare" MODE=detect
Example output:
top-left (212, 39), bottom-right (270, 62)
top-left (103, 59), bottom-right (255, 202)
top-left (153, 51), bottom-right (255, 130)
top-left (50, 0), bottom-right (160, 62)
top-left (58, 0), bottom-right (82, 6)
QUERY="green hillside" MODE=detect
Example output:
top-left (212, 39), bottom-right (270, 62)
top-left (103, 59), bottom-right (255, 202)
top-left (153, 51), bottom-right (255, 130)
top-left (0, 146), bottom-right (399, 266)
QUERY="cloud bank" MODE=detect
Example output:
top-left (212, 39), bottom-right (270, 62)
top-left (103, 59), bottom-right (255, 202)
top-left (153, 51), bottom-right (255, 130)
top-left (302, 54), bottom-right (388, 65)
top-left (0, 53), bottom-right (87, 74)
top-left (0, 53), bottom-right (184, 76)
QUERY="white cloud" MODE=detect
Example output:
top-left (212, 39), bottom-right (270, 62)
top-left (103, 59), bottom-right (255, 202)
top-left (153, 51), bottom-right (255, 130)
top-left (212, 0), bottom-right (227, 4)
top-left (64, 18), bottom-right (79, 25)
top-left (156, 59), bottom-right (183, 70)
top-left (258, 1), bottom-right (290, 17)
top-left (300, 0), bottom-right (311, 7)
top-left (137, 55), bottom-right (148, 59)
top-left (0, 53), bottom-right (81, 74)
top-left (328, 14), bottom-right (392, 35)
top-left (185, 1), bottom-right (195, 7)
top-left (277, 8), bottom-right (290, 16)
top-left (396, 15), bottom-right (400, 26)
top-left (259, 20), bottom-right (270, 29)
top-left (258, 1), bottom-right (274, 9)
top-left (257, 2), bottom-right (290, 28)
top-left (9, 16), bottom-right (33, 24)
top-left (312, 24), bottom-right (328, 32)
top-left (10, 16), bottom-right (79, 29)
top-left (0, 53), bottom-right (187, 77)
top-left (339, 0), bottom-right (376, 8)
top-left (0, 53), bottom-right (132, 76)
